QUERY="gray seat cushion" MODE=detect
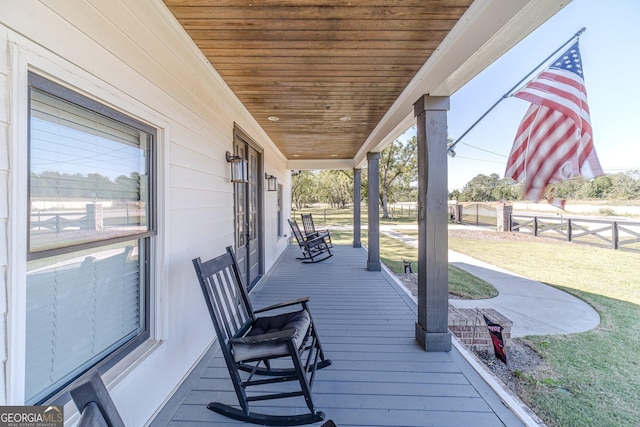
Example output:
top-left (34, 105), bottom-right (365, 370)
top-left (232, 310), bottom-right (311, 363)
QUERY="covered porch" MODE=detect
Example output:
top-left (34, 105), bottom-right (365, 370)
top-left (0, 1), bottom-right (571, 424)
top-left (151, 245), bottom-right (527, 426)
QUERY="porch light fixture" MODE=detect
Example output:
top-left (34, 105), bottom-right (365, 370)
top-left (265, 173), bottom-right (278, 191)
top-left (226, 151), bottom-right (248, 183)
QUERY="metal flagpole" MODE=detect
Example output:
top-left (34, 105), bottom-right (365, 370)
top-left (447, 27), bottom-right (587, 156)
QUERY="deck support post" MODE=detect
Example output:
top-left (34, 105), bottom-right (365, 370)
top-left (353, 168), bottom-right (362, 248)
top-left (414, 95), bottom-right (451, 352)
top-left (367, 153), bottom-right (381, 271)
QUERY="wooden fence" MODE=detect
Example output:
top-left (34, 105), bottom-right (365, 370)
top-left (30, 203), bottom-right (141, 232)
top-left (31, 211), bottom-right (90, 231)
top-left (510, 213), bottom-right (640, 251)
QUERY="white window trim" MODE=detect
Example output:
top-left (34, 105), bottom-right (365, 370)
top-left (7, 36), bottom-right (169, 405)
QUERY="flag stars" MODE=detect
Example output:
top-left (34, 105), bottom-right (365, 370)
top-left (551, 43), bottom-right (584, 76)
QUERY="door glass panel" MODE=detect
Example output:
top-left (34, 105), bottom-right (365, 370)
top-left (248, 150), bottom-right (258, 241)
top-left (232, 129), bottom-right (262, 289)
top-left (236, 213), bottom-right (245, 247)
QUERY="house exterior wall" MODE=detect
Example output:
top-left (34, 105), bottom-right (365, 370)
top-left (0, 0), bottom-right (290, 424)
top-left (1, 19), bottom-right (9, 408)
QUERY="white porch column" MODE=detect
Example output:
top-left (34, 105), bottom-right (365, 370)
top-left (366, 153), bottom-right (381, 271)
top-left (353, 168), bottom-right (362, 248)
top-left (414, 95), bottom-right (451, 352)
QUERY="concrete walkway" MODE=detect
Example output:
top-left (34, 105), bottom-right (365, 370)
top-left (382, 227), bottom-right (601, 338)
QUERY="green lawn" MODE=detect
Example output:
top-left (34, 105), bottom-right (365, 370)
top-left (292, 206), bottom-right (640, 426)
top-left (448, 236), bottom-right (640, 427)
top-left (316, 221), bottom-right (497, 300)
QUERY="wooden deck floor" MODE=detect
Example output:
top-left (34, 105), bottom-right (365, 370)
top-left (150, 245), bottom-right (525, 427)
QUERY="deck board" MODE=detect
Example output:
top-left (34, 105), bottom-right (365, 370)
top-left (150, 245), bottom-right (525, 427)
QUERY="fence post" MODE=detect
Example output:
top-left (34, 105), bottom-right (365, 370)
top-left (612, 221), bottom-right (619, 250)
top-left (567, 218), bottom-right (573, 242)
top-left (496, 203), bottom-right (512, 232)
top-left (534, 217), bottom-right (539, 236)
top-left (86, 203), bottom-right (104, 231)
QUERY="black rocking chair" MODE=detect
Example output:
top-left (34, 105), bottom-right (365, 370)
top-left (69, 370), bottom-right (125, 427)
top-left (192, 246), bottom-right (331, 426)
top-left (288, 219), bottom-right (332, 263)
top-left (300, 213), bottom-right (333, 248)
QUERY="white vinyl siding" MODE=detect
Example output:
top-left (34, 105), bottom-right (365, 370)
top-left (2, 0), bottom-right (290, 420)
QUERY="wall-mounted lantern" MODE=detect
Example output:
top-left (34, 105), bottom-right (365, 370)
top-left (265, 173), bottom-right (278, 191)
top-left (226, 151), bottom-right (248, 183)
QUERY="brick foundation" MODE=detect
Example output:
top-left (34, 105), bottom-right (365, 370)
top-left (448, 306), bottom-right (512, 352)
top-left (496, 203), bottom-right (513, 232)
top-left (394, 272), bottom-right (512, 352)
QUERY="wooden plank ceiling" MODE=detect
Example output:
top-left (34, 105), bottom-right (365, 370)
top-left (163, 0), bottom-right (473, 161)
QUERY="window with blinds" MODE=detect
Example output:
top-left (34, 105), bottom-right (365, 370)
top-left (25, 74), bottom-right (154, 404)
top-left (29, 86), bottom-right (151, 254)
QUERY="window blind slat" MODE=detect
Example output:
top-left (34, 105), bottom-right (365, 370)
top-left (31, 90), bottom-right (141, 148)
top-left (26, 244), bottom-right (141, 404)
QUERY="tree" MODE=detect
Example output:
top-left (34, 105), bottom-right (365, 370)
top-left (491, 177), bottom-right (520, 201)
top-left (379, 135), bottom-right (417, 218)
top-left (317, 170), bottom-right (353, 208)
top-left (459, 173), bottom-right (498, 202)
top-left (116, 173), bottom-right (140, 201)
top-left (547, 177), bottom-right (586, 199)
top-left (608, 172), bottom-right (640, 199)
top-left (457, 170), bottom-right (640, 202)
top-left (457, 173), bottom-right (519, 202)
top-left (291, 170), bottom-right (317, 209)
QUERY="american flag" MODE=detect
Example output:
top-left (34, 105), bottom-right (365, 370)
top-left (505, 41), bottom-right (603, 204)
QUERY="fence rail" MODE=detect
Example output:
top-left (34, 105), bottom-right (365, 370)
top-left (510, 213), bottom-right (640, 251)
top-left (31, 211), bottom-right (89, 231)
top-left (460, 203), bottom-right (497, 228)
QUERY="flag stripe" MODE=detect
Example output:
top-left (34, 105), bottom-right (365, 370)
top-left (516, 71), bottom-right (591, 132)
top-left (505, 105), bottom-right (538, 180)
top-left (524, 109), bottom-right (578, 191)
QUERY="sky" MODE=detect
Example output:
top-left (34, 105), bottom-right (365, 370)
top-left (407, 0), bottom-right (640, 191)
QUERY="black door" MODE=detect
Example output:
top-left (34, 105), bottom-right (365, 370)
top-left (233, 128), bottom-right (263, 289)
